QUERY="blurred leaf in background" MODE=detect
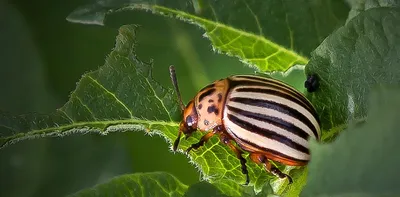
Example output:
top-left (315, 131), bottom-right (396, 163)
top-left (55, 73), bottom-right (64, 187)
top-left (0, 1), bottom-right (137, 197)
top-left (302, 85), bottom-right (400, 197)
top-left (345, 0), bottom-right (400, 22)
top-left (0, 2), bottom-right (57, 197)
top-left (69, 171), bottom-right (279, 197)
top-left (69, 172), bottom-right (189, 197)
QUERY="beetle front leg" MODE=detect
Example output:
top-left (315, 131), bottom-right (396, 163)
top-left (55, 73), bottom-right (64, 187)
top-left (186, 125), bottom-right (223, 154)
top-left (219, 133), bottom-right (250, 185)
top-left (249, 153), bottom-right (293, 184)
top-left (186, 125), bottom-right (224, 153)
top-left (185, 126), bottom-right (220, 154)
top-left (185, 131), bottom-right (215, 154)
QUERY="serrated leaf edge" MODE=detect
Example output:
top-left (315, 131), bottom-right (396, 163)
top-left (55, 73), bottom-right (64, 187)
top-left (112, 4), bottom-right (309, 72)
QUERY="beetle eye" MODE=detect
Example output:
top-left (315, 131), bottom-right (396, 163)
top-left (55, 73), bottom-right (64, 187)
top-left (186, 116), bottom-right (193, 127)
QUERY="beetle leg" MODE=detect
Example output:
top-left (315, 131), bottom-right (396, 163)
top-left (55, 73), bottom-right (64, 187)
top-left (186, 125), bottom-right (224, 153)
top-left (249, 153), bottom-right (293, 184)
top-left (219, 133), bottom-right (250, 185)
top-left (185, 131), bottom-right (216, 154)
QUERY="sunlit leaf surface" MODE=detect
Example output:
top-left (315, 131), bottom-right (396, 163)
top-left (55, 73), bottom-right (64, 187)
top-left (67, 0), bottom-right (349, 72)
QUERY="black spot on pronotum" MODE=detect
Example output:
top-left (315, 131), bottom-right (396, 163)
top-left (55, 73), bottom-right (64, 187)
top-left (207, 105), bottom-right (217, 114)
top-left (208, 99), bottom-right (214, 103)
top-left (198, 103), bottom-right (203, 110)
top-left (204, 119), bottom-right (209, 125)
top-left (305, 74), bottom-right (319, 92)
top-left (199, 88), bottom-right (216, 102)
top-left (217, 93), bottom-right (223, 102)
top-left (214, 108), bottom-right (219, 115)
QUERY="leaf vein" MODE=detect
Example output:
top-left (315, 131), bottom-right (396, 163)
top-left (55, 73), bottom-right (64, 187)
top-left (1, 120), bottom-right (178, 144)
top-left (218, 34), bottom-right (244, 48)
top-left (87, 76), bottom-right (134, 118)
top-left (73, 94), bottom-right (97, 120)
top-left (57, 109), bottom-right (74, 123)
top-left (243, 0), bottom-right (263, 36)
top-left (0, 124), bottom-right (18, 133)
top-left (144, 78), bottom-right (172, 121)
top-left (152, 5), bottom-right (309, 63)
top-left (208, 3), bottom-right (219, 22)
top-left (282, 0), bottom-right (294, 49)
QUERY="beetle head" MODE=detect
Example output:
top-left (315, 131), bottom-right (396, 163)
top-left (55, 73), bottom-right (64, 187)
top-left (180, 101), bottom-right (198, 136)
top-left (173, 100), bottom-right (198, 151)
top-left (169, 65), bottom-right (199, 151)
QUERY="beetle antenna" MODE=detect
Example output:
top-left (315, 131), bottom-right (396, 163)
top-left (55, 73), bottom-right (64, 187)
top-left (170, 65), bottom-right (185, 152)
top-left (169, 65), bottom-right (185, 112)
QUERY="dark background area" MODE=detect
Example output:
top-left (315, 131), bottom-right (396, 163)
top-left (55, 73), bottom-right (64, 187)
top-left (0, 0), bottom-right (254, 196)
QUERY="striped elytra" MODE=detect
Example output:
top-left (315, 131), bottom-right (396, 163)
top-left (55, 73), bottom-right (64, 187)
top-left (169, 66), bottom-right (321, 185)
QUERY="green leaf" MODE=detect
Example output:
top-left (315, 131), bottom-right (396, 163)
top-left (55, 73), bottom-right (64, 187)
top-left (185, 181), bottom-right (249, 197)
top-left (183, 182), bottom-right (230, 197)
top-left (67, 0), bottom-right (349, 72)
top-left (68, 172), bottom-right (188, 197)
top-left (0, 24), bottom-right (284, 195)
top-left (69, 172), bottom-right (277, 197)
top-left (184, 178), bottom-right (279, 197)
top-left (345, 0), bottom-right (400, 22)
top-left (0, 25), bottom-right (180, 149)
top-left (301, 86), bottom-right (400, 197)
top-left (263, 64), bottom-right (307, 93)
top-left (304, 7), bottom-right (400, 132)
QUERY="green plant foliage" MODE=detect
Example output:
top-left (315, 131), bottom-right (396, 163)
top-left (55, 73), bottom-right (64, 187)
top-left (68, 172), bottom-right (188, 197)
top-left (67, 0), bottom-right (349, 71)
top-left (0, 25), bottom-right (292, 195)
top-left (301, 86), bottom-right (400, 197)
top-left (68, 172), bottom-right (278, 197)
top-left (305, 7), bottom-right (400, 131)
top-left (0, 25), bottom-right (180, 149)
top-left (2, 1), bottom-right (400, 197)
top-left (264, 64), bottom-right (308, 93)
top-left (345, 0), bottom-right (400, 22)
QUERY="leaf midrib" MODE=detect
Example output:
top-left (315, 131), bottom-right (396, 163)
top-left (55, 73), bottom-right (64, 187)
top-left (118, 4), bottom-right (309, 65)
top-left (0, 118), bottom-right (178, 142)
top-left (154, 5), bottom-right (308, 62)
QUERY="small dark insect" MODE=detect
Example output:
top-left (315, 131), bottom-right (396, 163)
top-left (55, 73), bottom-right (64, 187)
top-left (305, 74), bottom-right (319, 92)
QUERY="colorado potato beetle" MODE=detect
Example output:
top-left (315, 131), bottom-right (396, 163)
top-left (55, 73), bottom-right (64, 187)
top-left (169, 65), bottom-right (321, 184)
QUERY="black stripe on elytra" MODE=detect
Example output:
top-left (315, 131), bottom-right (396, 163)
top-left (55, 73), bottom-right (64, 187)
top-left (198, 88), bottom-right (216, 102)
top-left (235, 87), bottom-right (318, 121)
top-left (227, 105), bottom-right (309, 140)
top-left (235, 76), bottom-right (303, 97)
top-left (229, 97), bottom-right (319, 139)
top-left (228, 126), bottom-right (309, 163)
top-left (227, 113), bottom-right (309, 154)
top-left (229, 77), bottom-right (318, 119)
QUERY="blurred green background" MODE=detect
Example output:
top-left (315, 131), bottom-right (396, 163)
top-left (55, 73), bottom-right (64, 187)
top-left (0, 0), bottom-right (254, 196)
